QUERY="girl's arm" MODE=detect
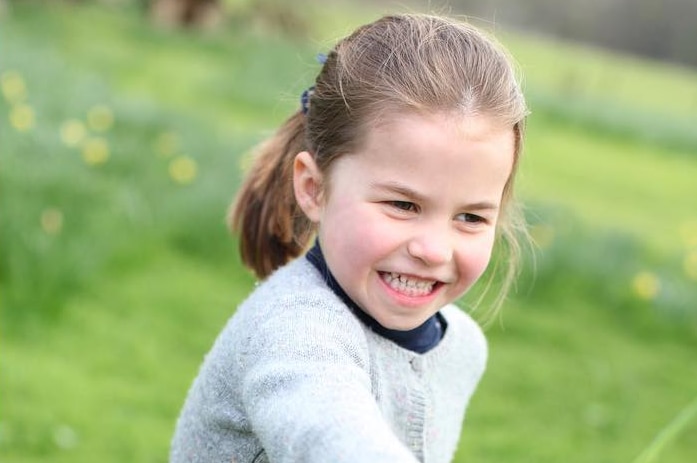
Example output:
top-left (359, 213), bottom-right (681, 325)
top-left (238, 295), bottom-right (420, 463)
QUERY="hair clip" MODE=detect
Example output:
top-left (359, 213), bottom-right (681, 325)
top-left (300, 54), bottom-right (326, 115)
top-left (301, 86), bottom-right (315, 115)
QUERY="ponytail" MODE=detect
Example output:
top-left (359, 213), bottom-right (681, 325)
top-left (228, 112), bottom-right (314, 279)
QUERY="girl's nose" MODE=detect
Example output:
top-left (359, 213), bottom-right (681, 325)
top-left (406, 228), bottom-right (453, 266)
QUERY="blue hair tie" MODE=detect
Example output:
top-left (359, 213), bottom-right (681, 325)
top-left (301, 86), bottom-right (315, 115)
top-left (300, 54), bottom-right (326, 115)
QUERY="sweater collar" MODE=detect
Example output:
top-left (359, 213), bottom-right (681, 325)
top-left (306, 241), bottom-right (445, 354)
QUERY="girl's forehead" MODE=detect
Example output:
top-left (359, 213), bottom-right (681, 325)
top-left (364, 111), bottom-right (512, 148)
top-left (367, 109), bottom-right (510, 139)
top-left (328, 111), bottom-right (515, 189)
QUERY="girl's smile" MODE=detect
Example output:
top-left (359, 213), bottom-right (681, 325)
top-left (294, 111), bottom-right (515, 330)
top-left (380, 272), bottom-right (440, 298)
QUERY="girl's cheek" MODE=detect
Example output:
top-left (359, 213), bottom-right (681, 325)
top-left (461, 236), bottom-right (497, 279)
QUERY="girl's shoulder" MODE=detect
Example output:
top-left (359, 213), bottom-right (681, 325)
top-left (440, 304), bottom-right (486, 342)
top-left (219, 257), bottom-right (372, 366)
top-left (241, 257), bottom-right (358, 321)
top-left (435, 304), bottom-right (488, 368)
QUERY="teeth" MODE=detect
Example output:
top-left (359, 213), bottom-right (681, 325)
top-left (382, 272), bottom-right (436, 297)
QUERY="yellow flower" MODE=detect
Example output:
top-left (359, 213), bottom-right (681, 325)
top-left (40, 208), bottom-right (64, 235)
top-left (87, 105), bottom-right (114, 132)
top-left (155, 132), bottom-right (179, 157)
top-left (81, 137), bottom-right (110, 165)
top-left (60, 119), bottom-right (87, 147)
top-left (684, 252), bottom-right (697, 282)
top-left (169, 155), bottom-right (197, 185)
top-left (1, 70), bottom-right (27, 104)
top-left (9, 103), bottom-right (35, 132)
top-left (632, 271), bottom-right (660, 301)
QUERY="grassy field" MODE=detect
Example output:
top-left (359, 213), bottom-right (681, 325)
top-left (1, 2), bottom-right (696, 463)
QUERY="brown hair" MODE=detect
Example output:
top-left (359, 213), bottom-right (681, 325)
top-left (229, 13), bottom-right (529, 312)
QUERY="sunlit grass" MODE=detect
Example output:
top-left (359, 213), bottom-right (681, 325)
top-left (0, 250), bottom-right (252, 463)
top-left (504, 30), bottom-right (697, 121)
top-left (519, 115), bottom-right (697, 255)
top-left (459, 297), bottom-right (697, 463)
top-left (631, 398), bottom-right (697, 463)
top-left (1, 3), bottom-right (696, 463)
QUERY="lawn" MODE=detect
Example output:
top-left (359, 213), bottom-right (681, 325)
top-left (1, 2), bottom-right (695, 463)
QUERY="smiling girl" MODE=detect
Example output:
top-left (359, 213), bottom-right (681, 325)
top-left (171, 13), bottom-right (528, 463)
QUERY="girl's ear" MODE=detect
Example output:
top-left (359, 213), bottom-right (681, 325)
top-left (293, 151), bottom-right (324, 223)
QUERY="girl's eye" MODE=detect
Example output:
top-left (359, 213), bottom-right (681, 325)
top-left (456, 213), bottom-right (485, 224)
top-left (390, 201), bottom-right (417, 212)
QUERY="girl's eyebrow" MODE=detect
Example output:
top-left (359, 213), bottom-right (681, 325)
top-left (370, 181), bottom-right (500, 211)
top-left (370, 181), bottom-right (427, 203)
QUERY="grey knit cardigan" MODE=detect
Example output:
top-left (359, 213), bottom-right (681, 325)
top-left (170, 257), bottom-right (487, 463)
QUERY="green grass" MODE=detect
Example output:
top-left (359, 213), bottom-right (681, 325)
top-left (632, 398), bottom-right (697, 463)
top-left (520, 114), bottom-right (697, 255)
top-left (1, 249), bottom-right (251, 462)
top-left (503, 29), bottom-right (697, 152)
top-left (460, 297), bottom-right (697, 463)
top-left (504, 30), bottom-right (697, 121)
top-left (1, 3), bottom-right (696, 463)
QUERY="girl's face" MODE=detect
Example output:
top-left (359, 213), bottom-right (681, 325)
top-left (294, 112), bottom-right (514, 330)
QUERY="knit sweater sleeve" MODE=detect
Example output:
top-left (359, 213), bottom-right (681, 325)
top-left (235, 283), bottom-right (419, 463)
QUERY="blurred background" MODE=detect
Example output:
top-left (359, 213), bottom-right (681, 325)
top-left (1, 0), bottom-right (696, 462)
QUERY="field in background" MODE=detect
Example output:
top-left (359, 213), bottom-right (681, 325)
top-left (1, 2), bottom-right (696, 462)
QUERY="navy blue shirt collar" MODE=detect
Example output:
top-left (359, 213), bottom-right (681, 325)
top-left (306, 241), bottom-right (445, 354)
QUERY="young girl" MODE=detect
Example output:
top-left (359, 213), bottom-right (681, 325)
top-left (171, 13), bottom-right (528, 463)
